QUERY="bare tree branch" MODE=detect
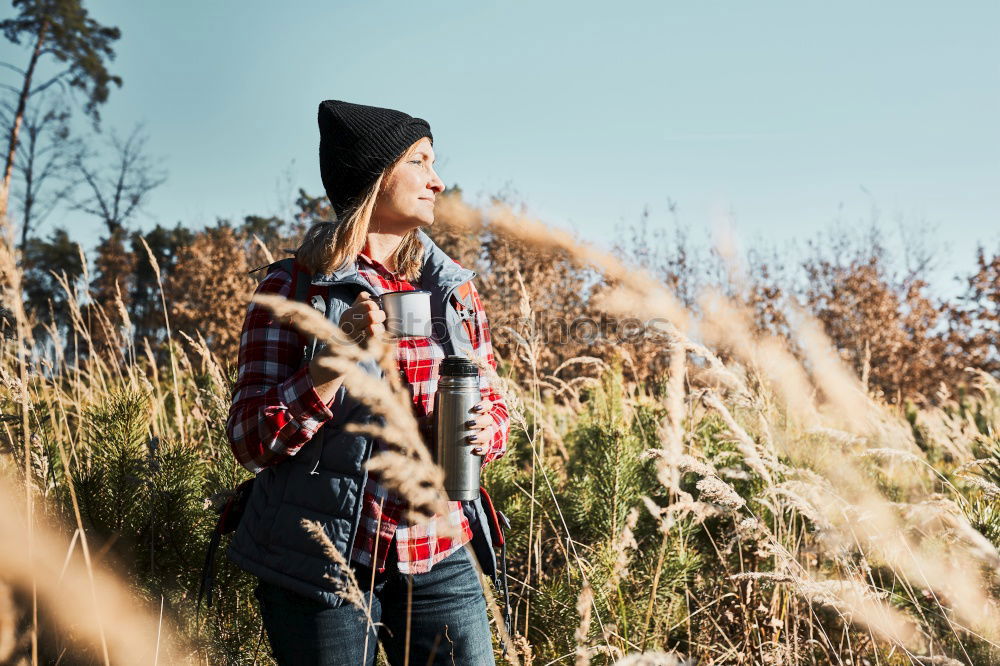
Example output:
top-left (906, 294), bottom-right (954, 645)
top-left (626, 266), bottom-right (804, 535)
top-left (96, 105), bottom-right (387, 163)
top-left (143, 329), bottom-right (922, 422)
top-left (28, 69), bottom-right (69, 97)
top-left (70, 124), bottom-right (167, 235)
top-left (0, 61), bottom-right (26, 75)
top-left (11, 91), bottom-right (82, 246)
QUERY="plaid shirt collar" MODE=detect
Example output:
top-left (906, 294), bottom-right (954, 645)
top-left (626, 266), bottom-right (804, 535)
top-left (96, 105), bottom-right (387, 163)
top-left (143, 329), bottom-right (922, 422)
top-left (357, 248), bottom-right (394, 275)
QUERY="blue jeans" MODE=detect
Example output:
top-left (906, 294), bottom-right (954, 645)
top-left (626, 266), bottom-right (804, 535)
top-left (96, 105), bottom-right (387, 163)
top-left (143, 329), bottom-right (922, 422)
top-left (254, 545), bottom-right (496, 665)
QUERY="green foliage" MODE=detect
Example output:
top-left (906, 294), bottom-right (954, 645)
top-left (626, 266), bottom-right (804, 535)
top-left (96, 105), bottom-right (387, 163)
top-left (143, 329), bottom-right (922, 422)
top-left (1, 0), bottom-right (123, 121)
top-left (524, 576), bottom-right (581, 657)
top-left (563, 369), bottom-right (659, 543)
top-left (22, 227), bottom-right (84, 336)
top-left (9, 297), bottom-right (1000, 663)
top-left (72, 389), bottom-right (153, 538)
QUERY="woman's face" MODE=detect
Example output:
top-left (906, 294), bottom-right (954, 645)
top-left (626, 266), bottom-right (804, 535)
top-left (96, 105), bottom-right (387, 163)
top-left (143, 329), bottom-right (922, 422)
top-left (371, 137), bottom-right (444, 233)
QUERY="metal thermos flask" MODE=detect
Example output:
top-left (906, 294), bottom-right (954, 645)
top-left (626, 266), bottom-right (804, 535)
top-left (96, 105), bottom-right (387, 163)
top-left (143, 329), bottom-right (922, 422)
top-left (434, 356), bottom-right (482, 501)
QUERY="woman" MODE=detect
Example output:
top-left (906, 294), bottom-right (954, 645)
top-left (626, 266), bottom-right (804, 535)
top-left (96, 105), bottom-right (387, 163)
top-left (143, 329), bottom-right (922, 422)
top-left (225, 100), bottom-right (510, 665)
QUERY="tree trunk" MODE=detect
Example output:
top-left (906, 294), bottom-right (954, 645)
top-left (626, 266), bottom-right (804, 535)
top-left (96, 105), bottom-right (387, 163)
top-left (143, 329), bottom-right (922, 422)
top-left (19, 169), bottom-right (33, 250)
top-left (0, 19), bottom-right (49, 225)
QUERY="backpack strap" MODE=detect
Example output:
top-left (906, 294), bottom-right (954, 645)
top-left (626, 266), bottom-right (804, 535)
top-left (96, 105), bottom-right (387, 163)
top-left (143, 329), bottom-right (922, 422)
top-left (257, 257), bottom-right (330, 362)
top-left (250, 257), bottom-right (314, 300)
top-left (452, 280), bottom-right (478, 347)
top-left (196, 478), bottom-right (255, 620)
top-left (254, 257), bottom-right (311, 298)
top-left (479, 486), bottom-right (514, 653)
top-left (285, 257), bottom-right (316, 306)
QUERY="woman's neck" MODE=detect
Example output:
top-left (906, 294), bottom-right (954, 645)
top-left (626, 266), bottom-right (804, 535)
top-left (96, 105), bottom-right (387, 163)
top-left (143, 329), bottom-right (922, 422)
top-left (363, 230), bottom-right (406, 271)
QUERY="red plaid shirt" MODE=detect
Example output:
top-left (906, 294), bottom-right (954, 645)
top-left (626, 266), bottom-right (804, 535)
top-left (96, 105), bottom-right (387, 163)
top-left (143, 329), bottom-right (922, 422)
top-left (226, 250), bottom-right (509, 575)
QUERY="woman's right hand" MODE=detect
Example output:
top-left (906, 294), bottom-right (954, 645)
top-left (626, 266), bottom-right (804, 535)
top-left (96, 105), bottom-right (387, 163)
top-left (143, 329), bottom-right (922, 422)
top-left (338, 291), bottom-right (386, 345)
top-left (308, 291), bottom-right (384, 394)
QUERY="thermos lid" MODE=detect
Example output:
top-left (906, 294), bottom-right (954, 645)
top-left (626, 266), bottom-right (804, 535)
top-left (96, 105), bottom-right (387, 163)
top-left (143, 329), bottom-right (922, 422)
top-left (439, 355), bottom-right (479, 377)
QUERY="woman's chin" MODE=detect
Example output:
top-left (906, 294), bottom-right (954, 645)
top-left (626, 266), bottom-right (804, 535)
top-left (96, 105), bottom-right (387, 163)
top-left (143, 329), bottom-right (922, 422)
top-left (392, 214), bottom-right (433, 232)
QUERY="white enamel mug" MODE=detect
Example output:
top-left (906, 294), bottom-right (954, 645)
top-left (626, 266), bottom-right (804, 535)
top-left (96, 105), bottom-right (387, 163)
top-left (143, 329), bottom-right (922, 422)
top-left (378, 290), bottom-right (433, 338)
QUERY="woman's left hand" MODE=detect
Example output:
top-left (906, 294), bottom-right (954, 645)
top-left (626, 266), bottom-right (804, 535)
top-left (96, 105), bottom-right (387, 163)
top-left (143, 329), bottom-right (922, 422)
top-left (465, 399), bottom-right (494, 456)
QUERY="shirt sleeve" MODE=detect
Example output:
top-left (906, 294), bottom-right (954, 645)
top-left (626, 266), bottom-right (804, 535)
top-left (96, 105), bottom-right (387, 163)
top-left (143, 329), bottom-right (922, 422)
top-left (226, 268), bottom-right (342, 473)
top-left (465, 280), bottom-right (510, 465)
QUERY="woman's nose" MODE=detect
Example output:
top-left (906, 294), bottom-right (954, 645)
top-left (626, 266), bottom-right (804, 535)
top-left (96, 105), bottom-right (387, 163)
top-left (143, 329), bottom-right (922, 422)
top-left (428, 171), bottom-right (445, 193)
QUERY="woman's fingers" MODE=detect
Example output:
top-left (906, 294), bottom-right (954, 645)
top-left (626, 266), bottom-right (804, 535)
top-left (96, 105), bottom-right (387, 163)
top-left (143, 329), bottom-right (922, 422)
top-left (466, 429), bottom-right (488, 451)
top-left (469, 399), bottom-right (492, 415)
top-left (469, 433), bottom-right (489, 455)
top-left (464, 414), bottom-right (493, 430)
top-left (465, 420), bottom-right (494, 455)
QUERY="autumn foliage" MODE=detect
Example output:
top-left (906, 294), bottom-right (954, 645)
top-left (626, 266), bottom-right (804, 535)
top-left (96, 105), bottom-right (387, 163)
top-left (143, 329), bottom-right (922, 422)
top-left (18, 188), bottom-right (999, 408)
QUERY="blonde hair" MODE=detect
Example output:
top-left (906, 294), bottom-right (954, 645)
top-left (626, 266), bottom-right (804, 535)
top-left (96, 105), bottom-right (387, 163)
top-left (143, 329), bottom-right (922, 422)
top-left (296, 141), bottom-right (426, 281)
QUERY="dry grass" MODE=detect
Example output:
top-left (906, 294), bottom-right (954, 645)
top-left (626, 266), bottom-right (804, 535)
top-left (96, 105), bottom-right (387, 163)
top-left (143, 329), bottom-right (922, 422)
top-left (0, 191), bottom-right (998, 665)
top-left (438, 197), bottom-right (1000, 663)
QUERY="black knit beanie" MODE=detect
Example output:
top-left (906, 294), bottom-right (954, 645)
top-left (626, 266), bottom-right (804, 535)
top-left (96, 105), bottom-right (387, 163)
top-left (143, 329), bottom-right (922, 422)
top-left (318, 100), bottom-right (433, 220)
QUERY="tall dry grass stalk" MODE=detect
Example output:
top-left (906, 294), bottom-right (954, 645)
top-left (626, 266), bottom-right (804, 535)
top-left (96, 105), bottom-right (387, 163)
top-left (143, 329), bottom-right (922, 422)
top-left (574, 583), bottom-right (594, 666)
top-left (612, 653), bottom-right (689, 666)
top-left (138, 235), bottom-right (185, 445)
top-left (0, 206), bottom-right (38, 662)
top-left (301, 519), bottom-right (372, 621)
top-left (0, 581), bottom-right (17, 662)
top-left (252, 233), bottom-right (275, 265)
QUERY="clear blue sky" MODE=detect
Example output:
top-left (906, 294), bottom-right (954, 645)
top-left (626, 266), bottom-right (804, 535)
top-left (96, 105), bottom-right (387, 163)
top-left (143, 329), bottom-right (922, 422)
top-left (3, 1), bottom-right (998, 292)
